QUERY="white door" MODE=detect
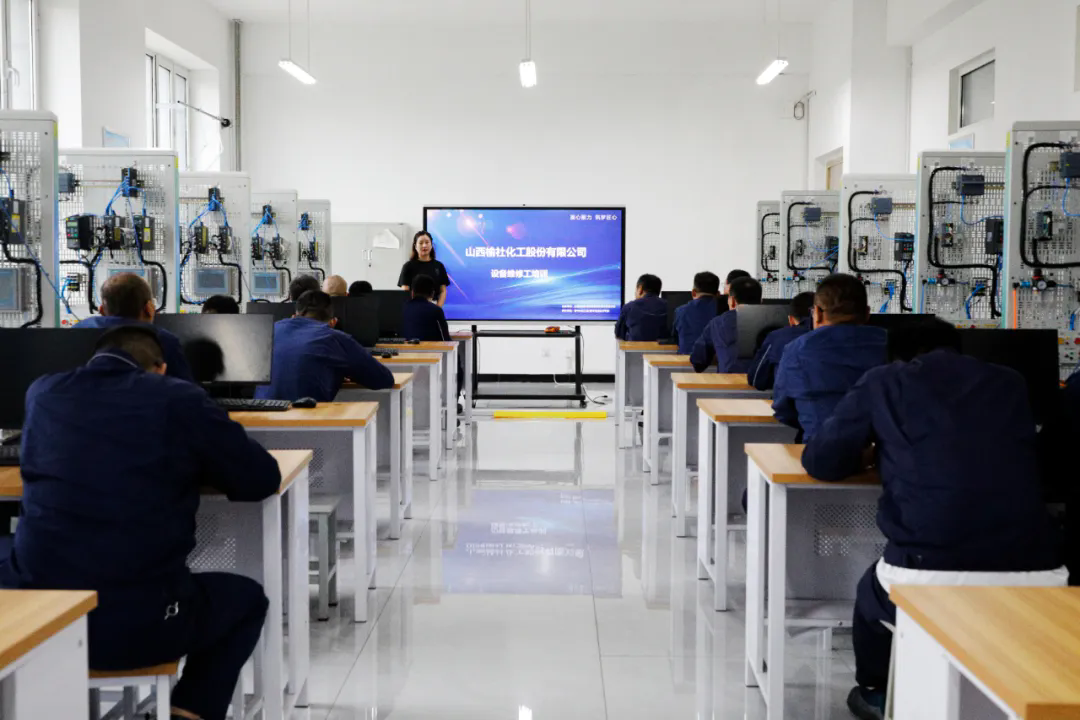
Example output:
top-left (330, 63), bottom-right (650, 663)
top-left (331, 223), bottom-right (412, 289)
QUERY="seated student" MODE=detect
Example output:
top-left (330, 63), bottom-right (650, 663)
top-left (201, 294), bottom-right (240, 314)
top-left (672, 271), bottom-right (720, 354)
top-left (691, 276), bottom-right (762, 373)
top-left (348, 280), bottom-right (373, 297)
top-left (773, 273), bottom-right (886, 441)
top-left (803, 319), bottom-right (1066, 720)
top-left (0, 326), bottom-right (282, 720)
top-left (747, 291), bottom-right (814, 391)
top-left (402, 275), bottom-right (450, 341)
top-left (724, 268), bottom-right (751, 294)
top-left (614, 274), bottom-right (667, 341)
top-left (323, 274), bottom-right (348, 297)
top-left (256, 290), bottom-right (394, 401)
top-left (288, 273), bottom-right (321, 302)
top-left (74, 272), bottom-right (193, 382)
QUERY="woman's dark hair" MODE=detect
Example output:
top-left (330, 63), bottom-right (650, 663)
top-left (411, 231), bottom-right (436, 262)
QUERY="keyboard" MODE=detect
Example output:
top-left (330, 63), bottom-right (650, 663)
top-left (215, 398), bottom-right (293, 412)
top-left (0, 445), bottom-right (19, 466)
top-left (378, 337), bottom-right (407, 344)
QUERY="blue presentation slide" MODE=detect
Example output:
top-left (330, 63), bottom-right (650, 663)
top-left (425, 207), bottom-right (625, 322)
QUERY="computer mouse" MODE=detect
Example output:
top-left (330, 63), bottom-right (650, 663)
top-left (293, 397), bottom-right (318, 409)
top-left (380, 350), bottom-right (395, 359)
top-left (407, 338), bottom-right (421, 344)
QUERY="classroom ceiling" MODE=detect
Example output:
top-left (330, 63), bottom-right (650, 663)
top-left (205, 0), bottom-right (824, 25)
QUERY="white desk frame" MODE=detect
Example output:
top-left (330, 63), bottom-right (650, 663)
top-left (643, 362), bottom-right (700, 477)
top-left (0, 617), bottom-right (89, 719)
top-left (389, 361), bottom-right (442, 479)
top-left (615, 346), bottom-right (676, 448)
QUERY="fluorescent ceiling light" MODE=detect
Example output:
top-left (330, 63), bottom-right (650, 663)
top-left (279, 59), bottom-right (317, 85)
top-left (756, 58), bottom-right (788, 85)
top-left (520, 60), bottom-right (537, 89)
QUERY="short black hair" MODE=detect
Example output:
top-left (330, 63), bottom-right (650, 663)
top-left (815, 273), bottom-right (869, 323)
top-left (888, 318), bottom-right (962, 363)
top-left (201, 295), bottom-right (240, 314)
top-left (94, 325), bottom-right (164, 371)
top-left (789, 291), bottom-right (815, 320)
top-left (295, 290), bottom-right (335, 323)
top-left (412, 274), bottom-right (436, 300)
top-left (289, 274), bottom-right (321, 301)
top-left (101, 273), bottom-right (153, 319)
top-left (726, 269), bottom-right (751, 286)
top-left (636, 274), bottom-right (662, 295)
top-left (348, 280), bottom-right (373, 297)
top-left (729, 277), bottom-right (763, 305)
top-left (693, 271), bottom-right (721, 295)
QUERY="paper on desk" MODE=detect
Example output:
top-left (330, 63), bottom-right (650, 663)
top-left (372, 229), bottom-right (401, 249)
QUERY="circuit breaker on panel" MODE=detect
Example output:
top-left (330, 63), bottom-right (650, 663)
top-left (178, 172), bottom-right (251, 311)
top-left (250, 190), bottom-right (299, 303)
top-left (0, 112), bottom-right (59, 329)
top-left (56, 149), bottom-right (180, 325)
top-left (915, 151), bottom-right (1006, 329)
top-left (297, 199), bottom-right (332, 283)
top-left (1004, 122), bottom-right (1080, 380)
top-left (840, 175), bottom-right (917, 316)
top-left (781, 190), bottom-right (840, 298)
top-left (756, 201), bottom-right (782, 299)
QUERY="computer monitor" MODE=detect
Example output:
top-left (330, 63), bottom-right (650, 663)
top-left (245, 301), bottom-right (294, 323)
top-left (334, 296), bottom-right (380, 348)
top-left (0, 329), bottom-right (102, 429)
top-left (660, 291), bottom-right (729, 338)
top-left (153, 313), bottom-right (274, 385)
top-left (370, 290), bottom-right (409, 338)
top-left (735, 305), bottom-right (793, 358)
top-left (958, 328), bottom-right (1059, 425)
top-left (865, 313), bottom-right (936, 331)
top-left (761, 298), bottom-right (792, 306)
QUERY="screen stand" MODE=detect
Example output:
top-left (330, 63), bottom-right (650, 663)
top-left (470, 325), bottom-right (586, 408)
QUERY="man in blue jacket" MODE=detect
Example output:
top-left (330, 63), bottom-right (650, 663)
top-left (257, 290), bottom-right (394, 401)
top-left (747, 291), bottom-right (814, 391)
top-left (0, 325), bottom-right (282, 720)
top-left (614, 274), bottom-right (667, 341)
top-left (773, 273), bottom-right (886, 441)
top-left (691, 276), bottom-right (762, 373)
top-left (803, 319), bottom-right (1065, 720)
top-left (672, 271), bottom-right (720, 354)
top-left (403, 275), bottom-right (450, 341)
top-left (74, 272), bottom-right (193, 382)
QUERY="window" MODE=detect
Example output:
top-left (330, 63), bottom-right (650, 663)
top-left (145, 53), bottom-right (191, 169)
top-left (960, 61), bottom-right (995, 129)
top-left (0, 0), bottom-right (38, 110)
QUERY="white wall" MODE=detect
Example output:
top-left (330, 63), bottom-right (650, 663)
top-left (241, 17), bottom-right (810, 374)
top-left (807, 0), bottom-right (853, 181)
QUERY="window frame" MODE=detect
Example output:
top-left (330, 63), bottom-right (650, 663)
top-left (0, 0), bottom-right (38, 111)
top-left (949, 50), bottom-right (995, 137)
top-left (146, 51), bottom-right (191, 169)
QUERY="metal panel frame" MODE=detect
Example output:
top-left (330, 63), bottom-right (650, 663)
top-left (178, 171), bottom-right (251, 310)
top-left (780, 190), bottom-right (840, 299)
top-left (756, 200), bottom-right (782, 299)
top-left (250, 189), bottom-right (299, 303)
top-left (297, 198), bottom-right (332, 283)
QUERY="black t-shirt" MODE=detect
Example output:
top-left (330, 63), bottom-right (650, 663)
top-left (398, 258), bottom-right (450, 291)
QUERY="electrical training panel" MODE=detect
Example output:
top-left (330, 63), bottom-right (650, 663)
top-left (178, 172), bottom-right (251, 311)
top-left (0, 112), bottom-right (58, 329)
top-left (296, 199), bottom-right (332, 283)
top-left (56, 149), bottom-right (179, 324)
top-left (781, 190), bottom-right (840, 298)
top-left (756, 200), bottom-right (782, 298)
top-left (840, 175), bottom-right (916, 315)
top-left (250, 190), bottom-right (298, 303)
top-left (915, 151), bottom-right (1006, 329)
top-left (1004, 122), bottom-right (1080, 379)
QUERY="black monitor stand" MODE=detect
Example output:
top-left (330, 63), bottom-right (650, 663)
top-left (470, 325), bottom-right (586, 408)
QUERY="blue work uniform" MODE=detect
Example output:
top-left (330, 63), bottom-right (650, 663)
top-left (690, 310), bottom-right (748, 373)
top-left (402, 297), bottom-right (450, 341)
top-left (672, 296), bottom-right (718, 354)
top-left (747, 318), bottom-right (812, 391)
top-left (0, 351), bottom-right (281, 719)
top-left (614, 294), bottom-right (668, 342)
top-left (74, 315), bottom-right (193, 382)
top-left (772, 323), bottom-right (887, 441)
top-left (255, 316), bottom-right (394, 401)
top-left (803, 350), bottom-right (1061, 690)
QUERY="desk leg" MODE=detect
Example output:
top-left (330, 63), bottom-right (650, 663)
top-left (673, 386), bottom-right (687, 533)
top-left (745, 458), bottom-right (767, 688)
top-left (464, 339), bottom-right (474, 423)
top-left (444, 349), bottom-right (455, 450)
top-left (649, 365), bottom-right (661, 483)
top-left (389, 389), bottom-right (402, 540)
top-left (429, 363), bottom-right (441, 479)
top-left (367, 423), bottom-right (378, 591)
top-left (261, 495), bottom-right (285, 720)
top-left (352, 427), bottom-right (370, 623)
top-left (713, 422), bottom-right (731, 612)
top-left (696, 412), bottom-right (714, 582)
top-left (642, 362), bottom-right (652, 472)
top-left (0, 619), bottom-right (90, 718)
top-left (402, 383), bottom-right (414, 520)
top-left (616, 349), bottom-right (626, 448)
top-left (764, 482), bottom-right (788, 720)
top-left (894, 609), bottom-right (963, 720)
top-left (286, 468), bottom-right (310, 706)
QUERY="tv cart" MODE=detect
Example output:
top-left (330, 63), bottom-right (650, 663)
top-left (471, 325), bottom-right (587, 407)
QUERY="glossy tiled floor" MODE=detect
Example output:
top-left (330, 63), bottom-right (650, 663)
top-left (293, 415), bottom-right (858, 719)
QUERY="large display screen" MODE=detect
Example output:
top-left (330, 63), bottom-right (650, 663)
top-left (424, 207), bottom-right (625, 322)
